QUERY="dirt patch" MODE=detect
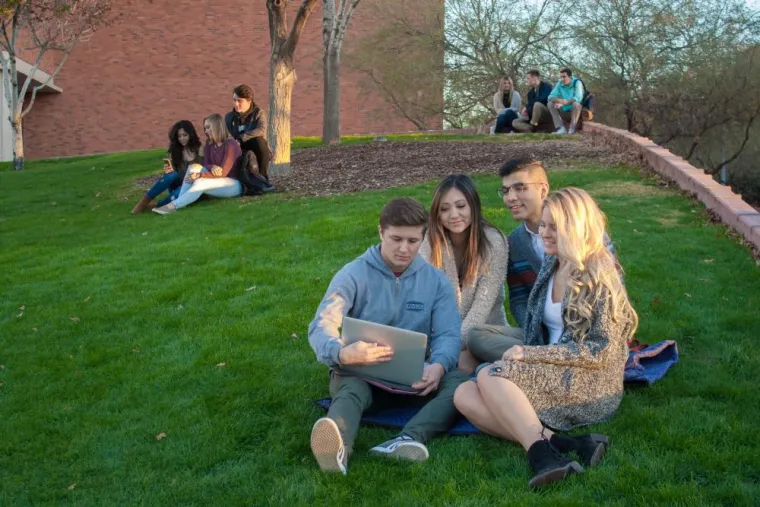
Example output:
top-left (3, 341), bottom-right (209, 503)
top-left (273, 137), bottom-right (629, 197)
top-left (133, 136), bottom-right (631, 199)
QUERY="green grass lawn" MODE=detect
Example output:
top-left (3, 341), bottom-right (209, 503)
top-left (1, 140), bottom-right (759, 506)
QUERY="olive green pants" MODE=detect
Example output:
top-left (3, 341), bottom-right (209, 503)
top-left (326, 369), bottom-right (470, 452)
top-left (465, 324), bottom-right (525, 362)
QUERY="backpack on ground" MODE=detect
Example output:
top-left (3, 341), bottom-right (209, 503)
top-left (237, 151), bottom-right (275, 196)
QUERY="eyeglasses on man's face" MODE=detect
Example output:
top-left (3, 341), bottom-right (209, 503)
top-left (497, 182), bottom-right (544, 198)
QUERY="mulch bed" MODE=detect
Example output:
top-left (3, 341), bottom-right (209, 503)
top-left (274, 137), bottom-right (634, 197)
top-left (134, 136), bottom-right (637, 198)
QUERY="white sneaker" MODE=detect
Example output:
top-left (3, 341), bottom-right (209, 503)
top-left (310, 418), bottom-right (348, 474)
top-left (568, 126), bottom-right (577, 135)
top-left (152, 202), bottom-right (177, 215)
top-left (553, 127), bottom-right (567, 135)
top-left (369, 435), bottom-right (429, 462)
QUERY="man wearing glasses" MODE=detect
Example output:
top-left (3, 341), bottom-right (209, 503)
top-left (464, 157), bottom-right (618, 365)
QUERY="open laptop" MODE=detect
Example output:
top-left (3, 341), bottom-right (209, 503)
top-left (339, 316), bottom-right (428, 389)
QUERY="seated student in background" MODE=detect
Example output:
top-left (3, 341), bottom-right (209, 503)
top-left (152, 114), bottom-right (242, 215)
top-left (466, 157), bottom-right (619, 364)
top-left (418, 174), bottom-right (509, 374)
top-left (225, 84), bottom-right (271, 181)
top-left (131, 120), bottom-right (209, 214)
top-left (308, 198), bottom-right (468, 475)
top-left (454, 187), bottom-right (639, 488)
top-left (492, 76), bottom-right (522, 134)
top-left (548, 68), bottom-right (585, 135)
top-left (512, 70), bottom-right (554, 134)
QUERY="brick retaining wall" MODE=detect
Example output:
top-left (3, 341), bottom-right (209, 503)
top-left (584, 122), bottom-right (760, 252)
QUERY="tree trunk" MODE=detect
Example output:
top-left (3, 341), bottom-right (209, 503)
top-left (268, 58), bottom-right (296, 176)
top-left (322, 48), bottom-right (341, 144)
top-left (12, 118), bottom-right (24, 171)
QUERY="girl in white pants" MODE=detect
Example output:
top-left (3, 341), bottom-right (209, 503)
top-left (171, 164), bottom-right (241, 209)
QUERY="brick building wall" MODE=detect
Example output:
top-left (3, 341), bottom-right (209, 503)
top-left (22, 0), bottom-right (442, 159)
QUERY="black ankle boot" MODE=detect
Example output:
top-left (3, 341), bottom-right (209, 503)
top-left (550, 433), bottom-right (609, 467)
top-left (526, 440), bottom-right (583, 488)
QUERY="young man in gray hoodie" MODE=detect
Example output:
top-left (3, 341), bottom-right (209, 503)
top-left (308, 197), bottom-right (469, 474)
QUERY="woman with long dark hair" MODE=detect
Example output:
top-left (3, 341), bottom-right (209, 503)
top-left (131, 120), bottom-right (207, 214)
top-left (419, 174), bottom-right (510, 373)
top-left (454, 188), bottom-right (638, 488)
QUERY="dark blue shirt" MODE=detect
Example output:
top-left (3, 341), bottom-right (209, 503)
top-left (526, 81), bottom-right (554, 116)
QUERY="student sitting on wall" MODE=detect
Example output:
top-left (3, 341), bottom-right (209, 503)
top-left (492, 76), bottom-right (522, 134)
top-left (512, 70), bottom-right (554, 134)
top-left (131, 120), bottom-right (214, 214)
top-left (548, 67), bottom-right (585, 135)
top-left (152, 114), bottom-right (242, 214)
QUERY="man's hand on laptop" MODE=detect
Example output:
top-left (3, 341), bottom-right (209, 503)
top-left (412, 363), bottom-right (445, 396)
top-left (338, 341), bottom-right (394, 366)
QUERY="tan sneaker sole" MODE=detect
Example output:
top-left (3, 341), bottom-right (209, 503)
top-left (310, 418), bottom-right (347, 474)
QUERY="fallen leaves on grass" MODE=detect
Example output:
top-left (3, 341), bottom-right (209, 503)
top-left (685, 293), bottom-right (692, 298)
top-left (68, 483), bottom-right (76, 491)
top-left (216, 362), bottom-right (226, 367)
top-left (245, 286), bottom-right (257, 292)
top-left (291, 333), bottom-right (299, 339)
top-left (155, 432), bottom-right (167, 441)
top-left (702, 258), bottom-right (715, 264)
top-left (132, 348), bottom-right (139, 353)
top-left (83, 296), bottom-right (91, 302)
top-left (70, 317), bottom-right (80, 323)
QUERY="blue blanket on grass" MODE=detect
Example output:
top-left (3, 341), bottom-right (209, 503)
top-left (314, 340), bottom-right (678, 435)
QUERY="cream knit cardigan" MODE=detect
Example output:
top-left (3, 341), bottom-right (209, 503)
top-left (419, 226), bottom-right (509, 343)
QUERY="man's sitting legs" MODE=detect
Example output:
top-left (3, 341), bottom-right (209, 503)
top-left (312, 369), bottom-right (469, 473)
top-left (369, 369), bottom-right (469, 459)
top-left (549, 102), bottom-right (583, 134)
top-left (311, 374), bottom-right (373, 474)
top-left (465, 324), bottom-right (525, 364)
top-left (242, 136), bottom-right (271, 180)
top-left (513, 103), bottom-right (553, 133)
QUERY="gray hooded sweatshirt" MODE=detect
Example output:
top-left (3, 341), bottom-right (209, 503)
top-left (308, 245), bottom-right (462, 372)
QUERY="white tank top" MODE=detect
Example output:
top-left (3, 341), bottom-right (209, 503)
top-left (543, 274), bottom-right (564, 345)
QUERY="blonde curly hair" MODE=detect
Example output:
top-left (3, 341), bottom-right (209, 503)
top-left (543, 187), bottom-right (638, 339)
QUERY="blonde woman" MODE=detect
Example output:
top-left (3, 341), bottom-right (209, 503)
top-left (419, 175), bottom-right (509, 373)
top-left (454, 188), bottom-right (638, 488)
top-left (492, 76), bottom-right (521, 133)
top-left (153, 114), bottom-right (242, 214)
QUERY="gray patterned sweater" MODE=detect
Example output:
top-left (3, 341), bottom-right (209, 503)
top-left (489, 256), bottom-right (635, 430)
top-left (420, 226), bottom-right (509, 344)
